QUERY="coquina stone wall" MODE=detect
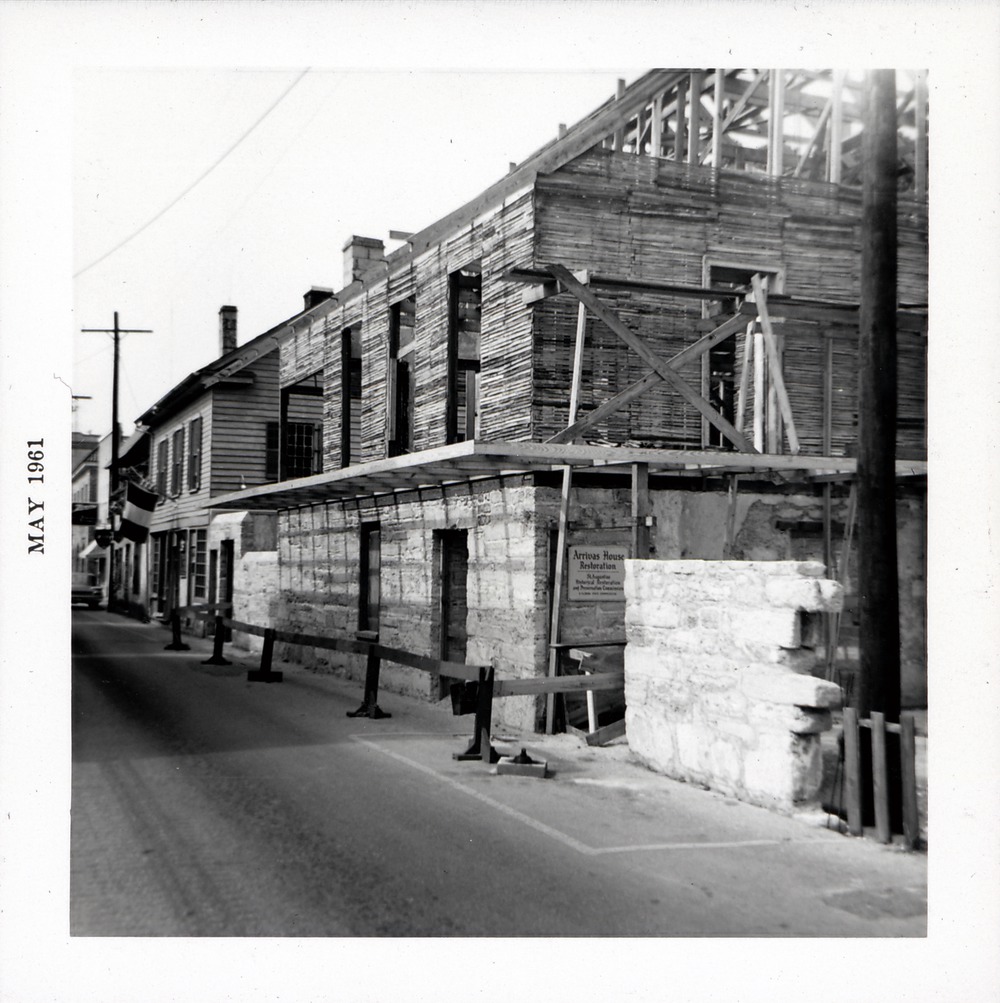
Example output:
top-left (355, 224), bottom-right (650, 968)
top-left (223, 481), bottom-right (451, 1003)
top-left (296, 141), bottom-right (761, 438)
top-left (623, 559), bottom-right (844, 812)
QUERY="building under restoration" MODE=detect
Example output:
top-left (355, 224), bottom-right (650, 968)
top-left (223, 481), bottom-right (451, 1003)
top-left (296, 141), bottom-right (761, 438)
top-left (209, 69), bottom-right (928, 731)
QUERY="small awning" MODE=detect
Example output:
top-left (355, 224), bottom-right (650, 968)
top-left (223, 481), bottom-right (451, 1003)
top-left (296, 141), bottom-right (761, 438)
top-left (206, 440), bottom-right (927, 514)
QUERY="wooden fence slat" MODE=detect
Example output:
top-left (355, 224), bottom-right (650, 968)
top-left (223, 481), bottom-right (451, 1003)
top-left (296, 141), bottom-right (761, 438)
top-left (900, 713), bottom-right (920, 850)
top-left (843, 707), bottom-right (863, 836)
top-left (871, 711), bottom-right (891, 844)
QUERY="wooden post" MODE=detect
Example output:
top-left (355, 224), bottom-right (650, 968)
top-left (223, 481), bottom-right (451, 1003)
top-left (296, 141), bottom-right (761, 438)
top-left (870, 712), bottom-right (891, 843)
top-left (900, 713), bottom-right (920, 849)
top-left (631, 462), bottom-right (650, 559)
top-left (914, 70), bottom-right (928, 197)
top-left (711, 69), bottom-right (724, 167)
top-left (856, 70), bottom-right (901, 726)
top-left (688, 71), bottom-right (703, 165)
top-left (545, 300), bottom-right (588, 733)
top-left (829, 69), bottom-right (845, 184)
top-left (767, 69), bottom-right (785, 177)
top-left (651, 93), bottom-right (663, 157)
top-left (674, 76), bottom-right (687, 163)
top-left (843, 707), bottom-right (863, 836)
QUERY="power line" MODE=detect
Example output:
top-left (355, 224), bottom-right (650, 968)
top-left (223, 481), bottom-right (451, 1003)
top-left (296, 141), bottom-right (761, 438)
top-left (74, 68), bottom-right (310, 279)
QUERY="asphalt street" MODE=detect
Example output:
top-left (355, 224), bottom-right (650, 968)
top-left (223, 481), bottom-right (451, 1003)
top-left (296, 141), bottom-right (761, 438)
top-left (71, 610), bottom-right (927, 936)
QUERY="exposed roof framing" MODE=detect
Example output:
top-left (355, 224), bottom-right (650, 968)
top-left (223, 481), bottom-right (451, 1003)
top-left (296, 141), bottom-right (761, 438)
top-left (207, 440), bottom-right (926, 514)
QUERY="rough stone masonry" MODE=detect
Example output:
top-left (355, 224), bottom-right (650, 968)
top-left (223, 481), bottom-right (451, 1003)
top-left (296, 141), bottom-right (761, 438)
top-left (623, 559), bottom-right (844, 812)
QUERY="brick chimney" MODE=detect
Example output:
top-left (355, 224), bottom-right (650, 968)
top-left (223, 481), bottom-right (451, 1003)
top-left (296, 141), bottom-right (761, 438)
top-left (342, 235), bottom-right (385, 287)
top-left (219, 305), bottom-right (237, 356)
top-left (304, 286), bottom-right (334, 310)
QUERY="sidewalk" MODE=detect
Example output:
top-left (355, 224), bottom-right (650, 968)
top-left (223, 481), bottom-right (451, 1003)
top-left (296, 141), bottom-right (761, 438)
top-left (152, 614), bottom-right (928, 854)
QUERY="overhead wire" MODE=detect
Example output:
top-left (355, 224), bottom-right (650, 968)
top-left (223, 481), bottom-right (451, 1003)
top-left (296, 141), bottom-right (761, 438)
top-left (74, 68), bottom-right (311, 279)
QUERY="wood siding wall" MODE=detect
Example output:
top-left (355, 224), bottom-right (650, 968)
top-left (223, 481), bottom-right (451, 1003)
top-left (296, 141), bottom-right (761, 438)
top-left (210, 351), bottom-right (282, 495)
top-left (279, 190), bottom-right (537, 469)
top-left (531, 149), bottom-right (928, 456)
top-left (148, 399), bottom-right (213, 532)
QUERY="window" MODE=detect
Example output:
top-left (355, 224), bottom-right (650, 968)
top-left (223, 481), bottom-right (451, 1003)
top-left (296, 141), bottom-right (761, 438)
top-left (703, 261), bottom-right (783, 450)
top-left (265, 422), bottom-right (280, 482)
top-left (284, 422), bottom-right (322, 478)
top-left (447, 265), bottom-right (481, 444)
top-left (190, 529), bottom-right (207, 599)
top-left (156, 440), bottom-right (168, 496)
top-left (187, 416), bottom-right (202, 491)
top-left (170, 428), bottom-right (184, 495)
top-left (359, 522), bottom-right (381, 634)
top-left (151, 531), bottom-right (165, 599)
top-left (341, 327), bottom-right (362, 467)
top-left (388, 296), bottom-right (416, 457)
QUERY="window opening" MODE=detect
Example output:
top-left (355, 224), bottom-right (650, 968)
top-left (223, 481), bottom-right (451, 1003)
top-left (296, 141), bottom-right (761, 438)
top-left (187, 416), bottom-right (202, 491)
top-left (281, 373), bottom-right (324, 478)
top-left (190, 529), bottom-right (207, 599)
top-left (341, 327), bottom-right (363, 466)
top-left (703, 261), bottom-right (783, 450)
top-left (359, 523), bottom-right (381, 634)
top-left (170, 428), bottom-right (185, 495)
top-left (447, 263), bottom-right (481, 444)
top-left (388, 296), bottom-right (416, 456)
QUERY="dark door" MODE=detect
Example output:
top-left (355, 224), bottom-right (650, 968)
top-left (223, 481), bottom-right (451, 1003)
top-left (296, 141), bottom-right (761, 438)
top-left (438, 530), bottom-right (469, 698)
top-left (219, 540), bottom-right (234, 641)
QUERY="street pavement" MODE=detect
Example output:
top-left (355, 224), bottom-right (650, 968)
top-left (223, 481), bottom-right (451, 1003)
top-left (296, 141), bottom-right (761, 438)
top-left (72, 609), bottom-right (927, 937)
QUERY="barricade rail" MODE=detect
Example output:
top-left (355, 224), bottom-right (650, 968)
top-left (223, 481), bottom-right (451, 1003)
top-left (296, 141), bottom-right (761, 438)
top-left (163, 603), bottom-right (621, 756)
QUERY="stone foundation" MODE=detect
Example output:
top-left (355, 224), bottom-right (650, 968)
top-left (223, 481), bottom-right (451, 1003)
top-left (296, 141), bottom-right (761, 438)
top-left (623, 559), bottom-right (844, 812)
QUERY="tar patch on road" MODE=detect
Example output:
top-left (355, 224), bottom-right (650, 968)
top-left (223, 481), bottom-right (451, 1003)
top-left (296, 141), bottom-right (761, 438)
top-left (822, 886), bottom-right (927, 920)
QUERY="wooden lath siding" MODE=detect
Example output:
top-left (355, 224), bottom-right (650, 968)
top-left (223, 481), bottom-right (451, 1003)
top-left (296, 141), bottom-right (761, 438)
top-left (277, 191), bottom-right (536, 471)
top-left (530, 149), bottom-right (927, 454)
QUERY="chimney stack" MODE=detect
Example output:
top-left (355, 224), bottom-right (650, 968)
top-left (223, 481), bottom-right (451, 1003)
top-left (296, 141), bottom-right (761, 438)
top-left (219, 305), bottom-right (237, 356)
top-left (342, 235), bottom-right (385, 288)
top-left (304, 286), bottom-right (334, 311)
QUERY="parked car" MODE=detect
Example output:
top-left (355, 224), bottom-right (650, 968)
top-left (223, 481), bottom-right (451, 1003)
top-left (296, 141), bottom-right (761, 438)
top-left (72, 572), bottom-right (103, 609)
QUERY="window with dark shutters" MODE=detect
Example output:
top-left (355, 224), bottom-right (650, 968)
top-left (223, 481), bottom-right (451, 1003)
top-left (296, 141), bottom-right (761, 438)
top-left (187, 416), bottom-right (202, 491)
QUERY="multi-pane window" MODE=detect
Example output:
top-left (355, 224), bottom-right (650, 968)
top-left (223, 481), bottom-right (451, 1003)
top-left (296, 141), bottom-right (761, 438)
top-left (284, 422), bottom-right (322, 478)
top-left (187, 416), bottom-right (202, 491)
top-left (190, 529), bottom-right (207, 599)
top-left (447, 264), bottom-right (481, 444)
top-left (156, 440), bottom-right (168, 496)
top-left (170, 428), bottom-right (184, 495)
top-left (388, 296), bottom-right (416, 457)
top-left (359, 523), bottom-right (381, 634)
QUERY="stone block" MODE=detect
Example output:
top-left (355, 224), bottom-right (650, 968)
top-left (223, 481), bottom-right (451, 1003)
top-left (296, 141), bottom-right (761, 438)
top-left (731, 608), bottom-right (801, 648)
top-left (741, 665), bottom-right (843, 709)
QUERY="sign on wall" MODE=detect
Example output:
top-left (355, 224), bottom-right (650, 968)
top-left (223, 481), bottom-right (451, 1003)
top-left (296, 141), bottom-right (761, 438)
top-left (567, 544), bottom-right (628, 602)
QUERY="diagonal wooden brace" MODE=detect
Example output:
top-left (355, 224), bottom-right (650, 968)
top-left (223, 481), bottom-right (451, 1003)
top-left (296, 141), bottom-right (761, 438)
top-left (544, 264), bottom-right (758, 453)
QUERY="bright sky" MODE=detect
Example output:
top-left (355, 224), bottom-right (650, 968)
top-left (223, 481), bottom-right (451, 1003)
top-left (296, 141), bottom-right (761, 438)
top-left (72, 66), bottom-right (631, 436)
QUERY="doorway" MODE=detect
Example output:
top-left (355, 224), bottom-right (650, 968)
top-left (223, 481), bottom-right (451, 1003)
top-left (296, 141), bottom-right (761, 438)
top-left (437, 529), bottom-right (469, 699)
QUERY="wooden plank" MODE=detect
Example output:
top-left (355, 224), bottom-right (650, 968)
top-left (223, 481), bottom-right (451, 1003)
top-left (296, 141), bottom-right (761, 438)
top-left (900, 713), bottom-right (920, 850)
top-left (793, 97), bottom-right (832, 178)
top-left (768, 68), bottom-right (785, 176)
top-left (586, 717), bottom-right (627, 747)
top-left (870, 710), bottom-right (891, 843)
top-left (710, 69), bottom-right (723, 167)
top-left (650, 93), bottom-right (663, 156)
top-left (673, 75), bottom-right (687, 161)
top-left (494, 672), bottom-right (625, 698)
top-left (843, 707), bottom-right (863, 836)
top-left (751, 274), bottom-right (800, 454)
top-left (632, 462), bottom-right (651, 558)
top-left (546, 265), bottom-right (758, 453)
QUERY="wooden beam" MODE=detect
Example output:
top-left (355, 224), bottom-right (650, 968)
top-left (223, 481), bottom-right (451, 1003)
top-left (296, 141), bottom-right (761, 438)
top-left (793, 97), bottom-right (833, 177)
top-left (735, 322), bottom-right (753, 434)
top-left (767, 68), bottom-right (785, 176)
top-left (546, 312), bottom-right (749, 444)
top-left (688, 71), bottom-right (703, 164)
top-left (546, 265), bottom-right (758, 453)
top-left (631, 462), bottom-right (651, 558)
top-left (750, 275), bottom-right (800, 454)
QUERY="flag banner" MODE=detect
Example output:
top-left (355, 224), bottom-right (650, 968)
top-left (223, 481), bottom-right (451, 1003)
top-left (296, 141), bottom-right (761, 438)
top-left (118, 481), bottom-right (158, 543)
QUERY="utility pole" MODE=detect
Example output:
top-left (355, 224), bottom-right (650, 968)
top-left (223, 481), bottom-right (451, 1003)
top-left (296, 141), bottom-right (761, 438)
top-left (855, 70), bottom-right (900, 725)
top-left (81, 313), bottom-right (153, 610)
